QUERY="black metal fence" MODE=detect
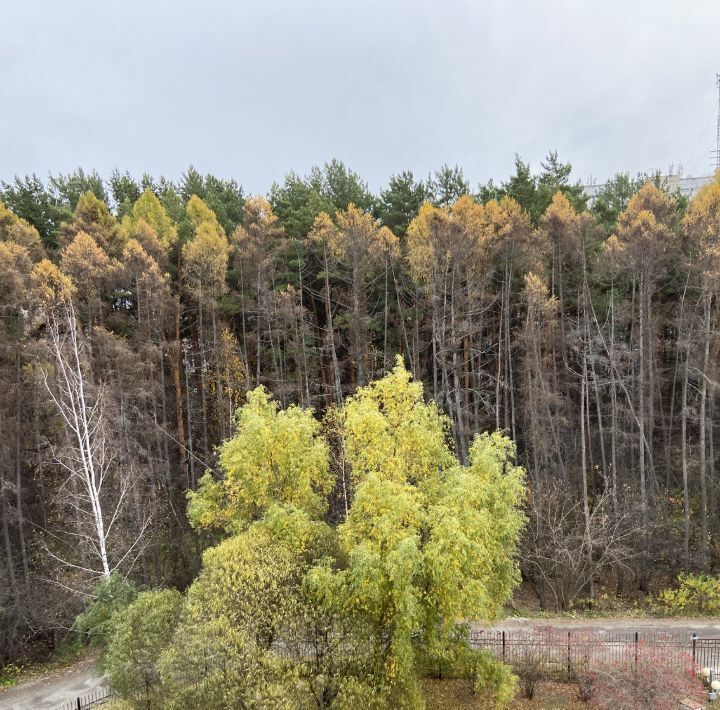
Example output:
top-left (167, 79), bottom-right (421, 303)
top-left (52, 687), bottom-right (113, 710)
top-left (469, 628), bottom-right (720, 676)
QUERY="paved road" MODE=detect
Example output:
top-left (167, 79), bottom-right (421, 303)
top-left (0, 658), bottom-right (105, 710)
top-left (484, 617), bottom-right (720, 638)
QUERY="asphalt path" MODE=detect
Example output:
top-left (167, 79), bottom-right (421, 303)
top-left (0, 658), bottom-right (105, 710)
top-left (482, 616), bottom-right (720, 638)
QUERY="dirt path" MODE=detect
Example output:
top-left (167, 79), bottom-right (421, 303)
top-left (0, 657), bottom-right (105, 710)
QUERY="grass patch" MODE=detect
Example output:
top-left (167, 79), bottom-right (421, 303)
top-left (0, 664), bottom-right (23, 689)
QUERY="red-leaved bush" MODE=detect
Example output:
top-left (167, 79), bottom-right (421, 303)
top-left (589, 642), bottom-right (705, 710)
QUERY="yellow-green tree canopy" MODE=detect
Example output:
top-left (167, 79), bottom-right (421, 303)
top-left (186, 194), bottom-right (225, 237)
top-left (181, 220), bottom-right (229, 304)
top-left (341, 355), bottom-right (455, 485)
top-left (122, 188), bottom-right (178, 251)
top-left (103, 589), bottom-right (183, 709)
top-left (122, 218), bottom-right (167, 268)
top-left (102, 357), bottom-right (525, 710)
top-left (309, 357), bottom-right (526, 706)
top-left (187, 386), bottom-right (332, 531)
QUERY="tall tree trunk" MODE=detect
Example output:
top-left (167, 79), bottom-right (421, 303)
top-left (171, 298), bottom-right (188, 487)
top-left (14, 315), bottom-right (29, 591)
top-left (699, 291), bottom-right (711, 568)
top-left (322, 246), bottom-right (343, 406)
top-left (681, 321), bottom-right (691, 571)
top-left (197, 299), bottom-right (209, 457)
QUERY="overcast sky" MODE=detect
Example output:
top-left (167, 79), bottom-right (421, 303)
top-left (2, 0), bottom-right (719, 195)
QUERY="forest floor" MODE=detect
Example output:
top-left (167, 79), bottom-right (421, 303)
top-left (423, 678), bottom-right (585, 708)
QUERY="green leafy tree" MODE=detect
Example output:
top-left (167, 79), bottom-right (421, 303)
top-left (187, 386), bottom-right (332, 531)
top-left (502, 155), bottom-right (536, 216)
top-left (179, 166), bottom-right (245, 236)
top-left (270, 161), bottom-right (374, 239)
top-left (270, 170), bottom-right (335, 239)
top-left (117, 359), bottom-right (524, 709)
top-left (377, 171), bottom-right (427, 238)
top-left (109, 170), bottom-right (141, 219)
top-left (322, 159), bottom-right (375, 212)
top-left (492, 152), bottom-right (586, 224)
top-left (75, 572), bottom-right (138, 647)
top-left (428, 164), bottom-right (470, 208)
top-left (160, 506), bottom-right (338, 708)
top-left (0, 174), bottom-right (68, 247)
top-left (103, 589), bottom-right (183, 709)
top-left (158, 616), bottom-right (265, 710)
top-left (309, 358), bottom-right (526, 707)
top-left (50, 168), bottom-right (108, 211)
top-left (535, 151), bottom-right (587, 218)
top-left (590, 172), bottom-right (642, 232)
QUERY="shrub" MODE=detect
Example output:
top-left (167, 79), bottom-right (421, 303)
top-left (103, 589), bottom-right (182, 709)
top-left (74, 572), bottom-right (138, 647)
top-left (575, 669), bottom-right (594, 702)
top-left (471, 651), bottom-right (519, 709)
top-left (589, 643), bottom-right (705, 710)
top-left (514, 650), bottom-right (548, 699)
top-left (661, 573), bottom-right (720, 615)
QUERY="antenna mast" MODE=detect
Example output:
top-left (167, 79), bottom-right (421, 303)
top-left (715, 73), bottom-right (720, 171)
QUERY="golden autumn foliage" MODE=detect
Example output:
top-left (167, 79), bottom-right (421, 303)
top-left (63, 190), bottom-right (124, 256)
top-left (683, 173), bottom-right (720, 289)
top-left (0, 241), bottom-right (34, 303)
top-left (612, 182), bottom-right (677, 277)
top-left (31, 258), bottom-right (75, 304)
top-left (0, 198), bottom-right (45, 261)
top-left (60, 230), bottom-right (113, 290)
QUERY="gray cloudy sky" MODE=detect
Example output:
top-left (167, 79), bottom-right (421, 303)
top-left (2, 0), bottom-right (719, 194)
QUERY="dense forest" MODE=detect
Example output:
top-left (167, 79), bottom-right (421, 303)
top-left (1, 154), bottom-right (718, 664)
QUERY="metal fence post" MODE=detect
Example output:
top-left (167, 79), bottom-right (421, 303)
top-left (502, 631), bottom-right (506, 663)
top-left (634, 631), bottom-right (638, 671)
top-left (76, 698), bottom-right (81, 710)
top-left (567, 631), bottom-right (571, 677)
top-left (693, 633), bottom-right (697, 664)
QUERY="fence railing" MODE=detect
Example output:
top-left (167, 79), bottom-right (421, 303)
top-left (469, 628), bottom-right (720, 676)
top-left (47, 632), bottom-right (720, 707)
top-left (52, 687), bottom-right (113, 710)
